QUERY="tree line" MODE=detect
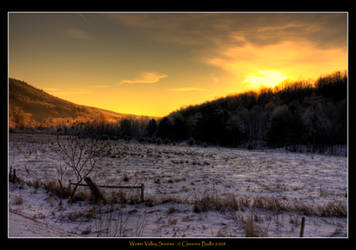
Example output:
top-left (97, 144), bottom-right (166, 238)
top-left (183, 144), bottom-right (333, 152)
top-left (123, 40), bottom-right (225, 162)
top-left (155, 71), bottom-right (346, 150)
top-left (11, 71), bottom-right (347, 151)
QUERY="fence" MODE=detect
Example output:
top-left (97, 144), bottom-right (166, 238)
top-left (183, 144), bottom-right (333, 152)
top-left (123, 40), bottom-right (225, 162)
top-left (70, 177), bottom-right (144, 203)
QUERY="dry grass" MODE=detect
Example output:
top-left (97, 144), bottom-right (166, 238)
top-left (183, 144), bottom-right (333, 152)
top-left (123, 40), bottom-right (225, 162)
top-left (43, 181), bottom-right (72, 199)
top-left (9, 171), bottom-right (25, 185)
top-left (70, 191), bottom-right (94, 203)
top-left (193, 193), bottom-right (248, 213)
top-left (167, 217), bottom-right (177, 225)
top-left (244, 216), bottom-right (260, 237)
top-left (27, 179), bottom-right (41, 189)
top-left (250, 196), bottom-right (286, 212)
top-left (191, 191), bottom-right (347, 218)
top-left (14, 196), bottom-right (24, 205)
top-left (317, 202), bottom-right (347, 217)
top-left (108, 190), bottom-right (141, 205)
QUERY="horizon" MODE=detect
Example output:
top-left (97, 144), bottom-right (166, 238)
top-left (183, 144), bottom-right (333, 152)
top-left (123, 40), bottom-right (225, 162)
top-left (9, 12), bottom-right (347, 117)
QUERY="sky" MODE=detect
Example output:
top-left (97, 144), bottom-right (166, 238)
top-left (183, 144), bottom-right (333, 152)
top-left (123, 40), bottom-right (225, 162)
top-left (9, 12), bottom-right (348, 117)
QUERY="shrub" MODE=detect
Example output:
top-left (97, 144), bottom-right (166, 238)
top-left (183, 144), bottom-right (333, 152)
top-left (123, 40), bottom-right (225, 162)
top-left (43, 180), bottom-right (72, 199)
top-left (167, 206), bottom-right (177, 214)
top-left (14, 196), bottom-right (24, 205)
top-left (317, 202), bottom-right (347, 217)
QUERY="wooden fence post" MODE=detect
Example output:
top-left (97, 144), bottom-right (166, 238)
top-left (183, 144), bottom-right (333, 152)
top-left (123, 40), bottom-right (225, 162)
top-left (299, 217), bottom-right (305, 237)
top-left (140, 183), bottom-right (144, 203)
top-left (10, 168), bottom-right (17, 182)
top-left (84, 177), bottom-right (107, 204)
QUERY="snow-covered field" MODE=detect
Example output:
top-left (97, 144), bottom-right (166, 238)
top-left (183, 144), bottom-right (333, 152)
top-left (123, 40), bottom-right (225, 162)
top-left (8, 133), bottom-right (348, 238)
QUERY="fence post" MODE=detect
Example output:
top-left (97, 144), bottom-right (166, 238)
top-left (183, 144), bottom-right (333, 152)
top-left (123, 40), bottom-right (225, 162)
top-left (10, 168), bottom-right (17, 182)
top-left (140, 183), bottom-right (144, 203)
top-left (299, 217), bottom-right (305, 237)
top-left (84, 177), bottom-right (107, 204)
top-left (9, 167), bottom-right (12, 182)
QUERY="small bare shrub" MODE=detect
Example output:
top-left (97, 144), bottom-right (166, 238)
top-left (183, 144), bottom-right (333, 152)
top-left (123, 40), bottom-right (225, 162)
top-left (167, 206), bottom-right (177, 214)
top-left (168, 218), bottom-right (177, 225)
top-left (14, 196), bottom-right (24, 205)
top-left (51, 134), bottom-right (109, 200)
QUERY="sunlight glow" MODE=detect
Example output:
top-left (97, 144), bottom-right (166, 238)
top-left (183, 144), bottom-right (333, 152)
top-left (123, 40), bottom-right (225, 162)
top-left (244, 70), bottom-right (287, 89)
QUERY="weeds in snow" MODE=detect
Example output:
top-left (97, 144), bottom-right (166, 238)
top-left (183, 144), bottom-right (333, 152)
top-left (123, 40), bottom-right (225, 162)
top-left (244, 215), bottom-right (266, 237)
top-left (191, 190), bottom-right (347, 218)
top-left (14, 196), bottom-right (24, 205)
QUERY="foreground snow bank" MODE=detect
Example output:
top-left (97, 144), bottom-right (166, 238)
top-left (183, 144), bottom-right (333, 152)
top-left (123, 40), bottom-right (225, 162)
top-left (8, 133), bottom-right (348, 238)
top-left (9, 211), bottom-right (78, 237)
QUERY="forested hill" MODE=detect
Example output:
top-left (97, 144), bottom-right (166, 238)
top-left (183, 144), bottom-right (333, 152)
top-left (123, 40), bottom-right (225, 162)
top-left (9, 72), bottom-right (347, 149)
top-left (155, 71), bottom-right (347, 147)
top-left (9, 78), bottom-right (127, 129)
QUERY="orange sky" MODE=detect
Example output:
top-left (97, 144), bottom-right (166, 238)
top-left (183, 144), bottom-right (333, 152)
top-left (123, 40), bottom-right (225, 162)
top-left (9, 12), bottom-right (347, 117)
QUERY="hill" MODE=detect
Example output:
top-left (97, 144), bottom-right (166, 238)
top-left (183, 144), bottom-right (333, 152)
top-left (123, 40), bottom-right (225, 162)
top-left (155, 71), bottom-right (347, 148)
top-left (8, 78), bottom-right (145, 129)
top-left (9, 71), bottom-right (347, 150)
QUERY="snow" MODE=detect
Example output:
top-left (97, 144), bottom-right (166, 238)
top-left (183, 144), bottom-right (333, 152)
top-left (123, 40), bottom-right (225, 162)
top-left (9, 211), bottom-right (78, 237)
top-left (8, 133), bottom-right (348, 238)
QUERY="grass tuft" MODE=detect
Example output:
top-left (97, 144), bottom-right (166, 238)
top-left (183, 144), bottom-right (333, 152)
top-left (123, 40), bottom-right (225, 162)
top-left (244, 215), bottom-right (267, 237)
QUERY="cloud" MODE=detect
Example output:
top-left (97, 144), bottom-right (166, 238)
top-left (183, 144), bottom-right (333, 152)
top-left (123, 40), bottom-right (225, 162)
top-left (169, 87), bottom-right (208, 92)
top-left (110, 13), bottom-right (346, 92)
top-left (203, 39), bottom-right (347, 85)
top-left (109, 13), bottom-right (347, 50)
top-left (120, 72), bottom-right (168, 85)
top-left (66, 28), bottom-right (94, 41)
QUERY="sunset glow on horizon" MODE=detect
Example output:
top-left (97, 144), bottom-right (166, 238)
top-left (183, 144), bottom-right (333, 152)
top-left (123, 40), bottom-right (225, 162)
top-left (244, 70), bottom-right (287, 89)
top-left (9, 12), bottom-right (347, 117)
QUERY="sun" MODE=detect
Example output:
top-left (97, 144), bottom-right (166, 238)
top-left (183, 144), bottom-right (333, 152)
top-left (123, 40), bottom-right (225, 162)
top-left (244, 70), bottom-right (287, 90)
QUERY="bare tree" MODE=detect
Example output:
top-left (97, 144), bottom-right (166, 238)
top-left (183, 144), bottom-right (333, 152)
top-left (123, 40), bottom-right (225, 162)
top-left (53, 134), bottom-right (108, 199)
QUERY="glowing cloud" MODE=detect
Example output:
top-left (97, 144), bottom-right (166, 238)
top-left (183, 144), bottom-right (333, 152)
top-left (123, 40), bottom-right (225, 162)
top-left (120, 72), bottom-right (168, 85)
top-left (204, 40), bottom-right (347, 91)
